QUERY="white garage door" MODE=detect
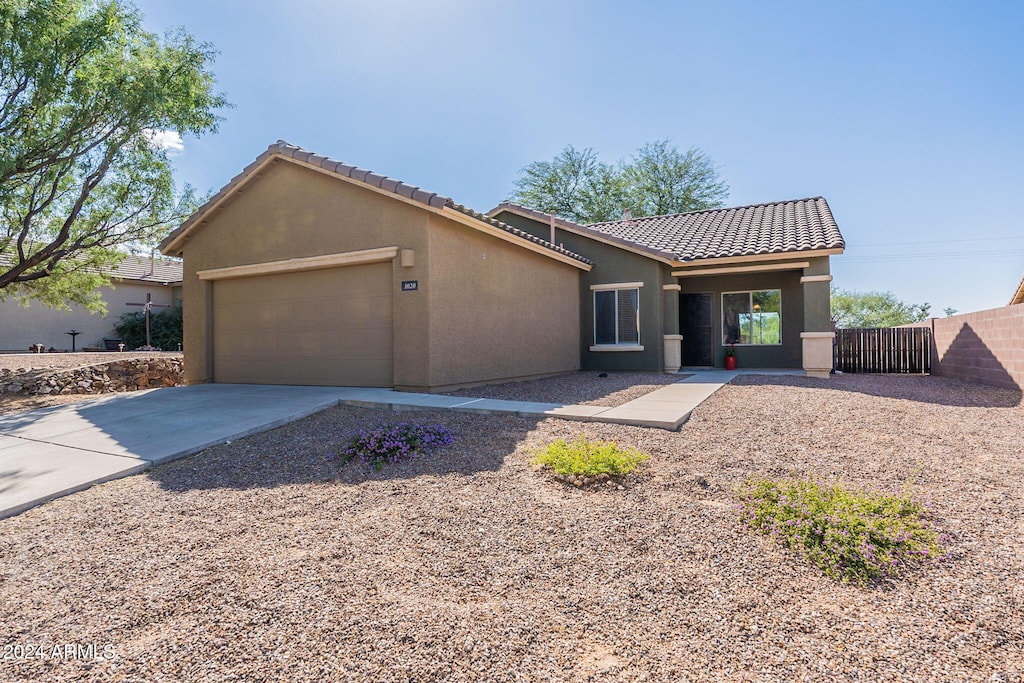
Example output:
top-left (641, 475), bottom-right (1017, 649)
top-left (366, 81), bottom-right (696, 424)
top-left (212, 263), bottom-right (393, 386)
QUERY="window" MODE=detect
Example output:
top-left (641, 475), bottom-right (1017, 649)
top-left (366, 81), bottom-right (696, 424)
top-left (722, 290), bottom-right (781, 345)
top-left (591, 284), bottom-right (642, 350)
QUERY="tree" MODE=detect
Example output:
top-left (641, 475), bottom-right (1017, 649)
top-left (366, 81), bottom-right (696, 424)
top-left (621, 140), bottom-right (729, 217)
top-left (0, 0), bottom-right (227, 312)
top-left (509, 139), bottom-right (728, 224)
top-left (510, 145), bottom-right (627, 224)
top-left (830, 288), bottom-right (932, 328)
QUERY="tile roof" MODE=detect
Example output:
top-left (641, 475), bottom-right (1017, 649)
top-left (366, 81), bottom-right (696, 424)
top-left (111, 254), bottom-right (182, 283)
top-left (160, 141), bottom-right (592, 267)
top-left (495, 197), bottom-right (845, 263)
top-left (0, 248), bottom-right (181, 284)
top-left (493, 202), bottom-right (680, 262)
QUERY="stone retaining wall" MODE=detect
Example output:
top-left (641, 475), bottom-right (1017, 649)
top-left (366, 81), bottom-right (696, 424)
top-left (0, 357), bottom-right (184, 396)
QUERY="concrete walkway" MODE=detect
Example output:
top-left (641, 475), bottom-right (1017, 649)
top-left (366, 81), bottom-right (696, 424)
top-left (0, 371), bottom-right (797, 519)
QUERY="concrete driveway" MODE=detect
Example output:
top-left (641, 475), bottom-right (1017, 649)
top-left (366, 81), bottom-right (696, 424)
top-left (0, 372), bottom-right (768, 519)
top-left (0, 384), bottom-right (357, 519)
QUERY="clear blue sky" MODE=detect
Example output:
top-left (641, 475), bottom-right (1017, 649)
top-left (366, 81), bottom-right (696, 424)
top-left (135, 0), bottom-right (1024, 315)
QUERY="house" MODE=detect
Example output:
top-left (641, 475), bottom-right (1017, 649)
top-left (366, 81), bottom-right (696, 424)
top-left (490, 200), bottom-right (844, 377)
top-left (0, 255), bottom-right (182, 352)
top-left (159, 141), bottom-right (844, 390)
top-left (1010, 274), bottom-right (1024, 306)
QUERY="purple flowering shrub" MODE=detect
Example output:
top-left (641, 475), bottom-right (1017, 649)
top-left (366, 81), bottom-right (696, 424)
top-left (334, 422), bottom-right (455, 470)
top-left (738, 477), bottom-right (948, 584)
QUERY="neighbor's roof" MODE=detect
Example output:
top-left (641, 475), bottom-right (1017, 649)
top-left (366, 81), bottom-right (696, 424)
top-left (159, 141), bottom-right (592, 268)
top-left (493, 197), bottom-right (845, 263)
top-left (1011, 274), bottom-right (1024, 306)
top-left (0, 248), bottom-right (181, 285)
top-left (112, 254), bottom-right (182, 284)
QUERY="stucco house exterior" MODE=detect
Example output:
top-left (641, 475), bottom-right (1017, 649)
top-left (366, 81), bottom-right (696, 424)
top-left (0, 256), bottom-right (182, 352)
top-left (490, 200), bottom-right (844, 377)
top-left (159, 141), bottom-right (844, 390)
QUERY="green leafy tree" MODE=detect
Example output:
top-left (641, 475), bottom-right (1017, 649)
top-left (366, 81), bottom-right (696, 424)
top-left (113, 304), bottom-right (182, 351)
top-left (510, 139), bottom-right (728, 224)
top-left (0, 0), bottom-right (227, 312)
top-left (621, 140), bottom-right (729, 217)
top-left (510, 145), bottom-right (627, 224)
top-left (831, 287), bottom-right (932, 328)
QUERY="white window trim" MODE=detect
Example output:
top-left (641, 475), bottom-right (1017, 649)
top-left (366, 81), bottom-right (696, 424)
top-left (592, 285), bottom-right (643, 350)
top-left (590, 281), bottom-right (644, 291)
top-left (722, 289), bottom-right (783, 346)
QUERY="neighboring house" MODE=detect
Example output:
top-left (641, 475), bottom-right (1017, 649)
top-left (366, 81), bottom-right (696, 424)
top-left (490, 199), bottom-right (844, 377)
top-left (1010, 274), bottom-right (1024, 306)
top-left (0, 256), bottom-right (182, 352)
top-left (159, 141), bottom-right (844, 391)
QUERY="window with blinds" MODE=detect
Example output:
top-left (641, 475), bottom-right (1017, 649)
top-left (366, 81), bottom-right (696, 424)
top-left (593, 288), bottom-right (640, 346)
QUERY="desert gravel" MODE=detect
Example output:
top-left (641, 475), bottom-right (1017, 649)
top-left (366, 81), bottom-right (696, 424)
top-left (444, 370), bottom-right (689, 407)
top-left (0, 374), bottom-right (1021, 681)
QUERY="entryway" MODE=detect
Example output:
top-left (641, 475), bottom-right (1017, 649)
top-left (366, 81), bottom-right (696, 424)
top-left (680, 293), bottom-right (713, 367)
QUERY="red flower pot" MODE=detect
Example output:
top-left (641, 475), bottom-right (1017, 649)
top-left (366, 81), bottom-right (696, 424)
top-left (724, 356), bottom-right (737, 371)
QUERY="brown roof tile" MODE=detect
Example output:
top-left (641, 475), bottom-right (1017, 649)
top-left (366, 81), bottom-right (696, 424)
top-left (110, 254), bottom-right (182, 283)
top-left (495, 198), bottom-right (844, 263)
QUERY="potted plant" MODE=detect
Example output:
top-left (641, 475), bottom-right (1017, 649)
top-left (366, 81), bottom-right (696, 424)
top-left (724, 344), bottom-right (737, 371)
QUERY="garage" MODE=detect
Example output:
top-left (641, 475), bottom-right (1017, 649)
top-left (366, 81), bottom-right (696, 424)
top-left (211, 262), bottom-right (393, 386)
top-left (161, 141), bottom-right (588, 390)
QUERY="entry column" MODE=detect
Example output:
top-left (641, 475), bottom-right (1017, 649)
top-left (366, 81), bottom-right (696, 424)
top-left (800, 260), bottom-right (834, 379)
top-left (662, 283), bottom-right (682, 373)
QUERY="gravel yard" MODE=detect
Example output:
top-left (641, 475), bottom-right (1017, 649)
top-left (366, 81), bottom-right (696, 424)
top-left (444, 370), bottom-right (689, 407)
top-left (1, 374), bottom-right (1021, 681)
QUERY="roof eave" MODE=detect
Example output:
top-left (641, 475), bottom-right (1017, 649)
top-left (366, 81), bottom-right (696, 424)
top-left (161, 149), bottom-right (592, 269)
top-left (488, 203), bottom-right (677, 265)
top-left (1010, 274), bottom-right (1024, 306)
top-left (669, 247), bottom-right (845, 269)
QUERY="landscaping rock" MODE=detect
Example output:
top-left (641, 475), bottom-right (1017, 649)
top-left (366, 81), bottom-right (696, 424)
top-left (0, 357), bottom-right (183, 397)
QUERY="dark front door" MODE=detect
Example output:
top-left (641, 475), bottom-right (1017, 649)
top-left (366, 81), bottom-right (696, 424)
top-left (680, 293), bottom-right (713, 366)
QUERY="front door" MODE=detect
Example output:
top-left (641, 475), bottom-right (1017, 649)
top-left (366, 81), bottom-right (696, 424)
top-left (680, 293), bottom-right (713, 367)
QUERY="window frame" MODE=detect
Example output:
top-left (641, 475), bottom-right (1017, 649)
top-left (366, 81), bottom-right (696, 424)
top-left (590, 282), bottom-right (644, 352)
top-left (721, 289), bottom-right (782, 346)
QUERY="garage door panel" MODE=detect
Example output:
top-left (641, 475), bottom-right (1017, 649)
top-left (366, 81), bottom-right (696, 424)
top-left (212, 263), bottom-right (393, 386)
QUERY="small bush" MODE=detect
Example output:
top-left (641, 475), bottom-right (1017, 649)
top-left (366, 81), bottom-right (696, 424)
top-left (532, 437), bottom-right (649, 478)
top-left (334, 422), bottom-right (455, 470)
top-left (738, 476), bottom-right (948, 584)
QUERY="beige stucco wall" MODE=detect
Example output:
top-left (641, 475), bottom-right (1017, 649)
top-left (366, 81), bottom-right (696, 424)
top-left (177, 160), bottom-right (433, 386)
top-left (175, 159), bottom-right (580, 389)
top-left (0, 281), bottom-right (175, 351)
top-left (420, 213), bottom-right (580, 390)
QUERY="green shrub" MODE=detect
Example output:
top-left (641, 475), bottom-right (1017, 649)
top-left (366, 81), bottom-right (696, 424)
top-left (113, 304), bottom-right (183, 350)
top-left (738, 476), bottom-right (948, 584)
top-left (532, 437), bottom-right (649, 478)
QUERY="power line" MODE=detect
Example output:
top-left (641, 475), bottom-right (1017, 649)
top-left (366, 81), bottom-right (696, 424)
top-left (851, 235), bottom-right (1024, 248)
